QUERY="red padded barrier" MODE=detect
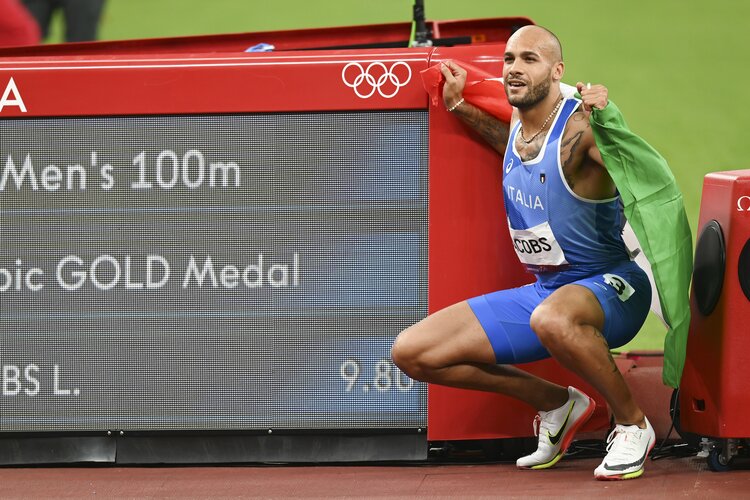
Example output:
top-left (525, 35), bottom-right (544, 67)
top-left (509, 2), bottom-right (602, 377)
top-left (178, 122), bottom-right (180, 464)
top-left (680, 170), bottom-right (750, 438)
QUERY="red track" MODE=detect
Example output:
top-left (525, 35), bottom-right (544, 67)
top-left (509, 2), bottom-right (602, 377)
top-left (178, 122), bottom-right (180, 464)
top-left (1, 457), bottom-right (748, 498)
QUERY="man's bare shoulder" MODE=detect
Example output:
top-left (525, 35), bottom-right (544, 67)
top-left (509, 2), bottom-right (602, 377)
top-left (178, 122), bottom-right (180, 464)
top-left (563, 108), bottom-right (593, 137)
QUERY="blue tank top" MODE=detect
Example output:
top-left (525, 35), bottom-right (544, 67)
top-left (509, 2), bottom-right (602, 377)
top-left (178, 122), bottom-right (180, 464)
top-left (502, 97), bottom-right (630, 289)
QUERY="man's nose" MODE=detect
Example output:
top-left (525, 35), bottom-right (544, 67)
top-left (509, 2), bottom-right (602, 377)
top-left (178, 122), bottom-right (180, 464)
top-left (505, 61), bottom-right (523, 76)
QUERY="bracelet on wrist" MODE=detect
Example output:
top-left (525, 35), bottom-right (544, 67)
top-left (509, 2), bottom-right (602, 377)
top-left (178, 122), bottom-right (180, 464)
top-left (447, 97), bottom-right (465, 112)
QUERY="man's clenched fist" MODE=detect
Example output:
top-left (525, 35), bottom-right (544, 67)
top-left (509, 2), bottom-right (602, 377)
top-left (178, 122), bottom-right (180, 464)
top-left (576, 81), bottom-right (609, 114)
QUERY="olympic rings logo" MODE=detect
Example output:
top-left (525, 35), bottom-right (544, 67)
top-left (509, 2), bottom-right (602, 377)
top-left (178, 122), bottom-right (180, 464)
top-left (341, 62), bottom-right (412, 99)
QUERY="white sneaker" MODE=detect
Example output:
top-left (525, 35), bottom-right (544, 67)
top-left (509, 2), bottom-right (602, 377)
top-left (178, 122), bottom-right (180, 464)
top-left (594, 416), bottom-right (656, 480)
top-left (516, 386), bottom-right (596, 469)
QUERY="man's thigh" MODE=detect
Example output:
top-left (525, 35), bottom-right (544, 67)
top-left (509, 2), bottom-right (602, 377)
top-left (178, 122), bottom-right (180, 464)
top-left (563, 261), bottom-right (652, 349)
top-left (394, 300), bottom-right (497, 367)
top-left (467, 284), bottom-right (550, 365)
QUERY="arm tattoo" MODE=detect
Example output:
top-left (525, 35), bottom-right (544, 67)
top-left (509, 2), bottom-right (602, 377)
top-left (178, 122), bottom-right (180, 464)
top-left (571, 112), bottom-right (591, 127)
top-left (453, 103), bottom-right (510, 154)
top-left (562, 130), bottom-right (585, 165)
top-left (560, 130), bottom-right (584, 189)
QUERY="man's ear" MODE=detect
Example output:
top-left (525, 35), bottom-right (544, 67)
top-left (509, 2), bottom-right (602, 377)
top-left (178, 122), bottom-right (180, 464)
top-left (553, 61), bottom-right (565, 82)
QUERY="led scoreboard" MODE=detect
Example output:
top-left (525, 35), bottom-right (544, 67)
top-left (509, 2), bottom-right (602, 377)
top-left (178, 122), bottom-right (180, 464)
top-left (0, 19), bottom-right (541, 463)
top-left (1, 109), bottom-right (428, 431)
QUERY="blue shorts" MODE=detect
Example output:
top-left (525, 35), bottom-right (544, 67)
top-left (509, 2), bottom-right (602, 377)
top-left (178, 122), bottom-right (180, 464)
top-left (467, 261), bottom-right (652, 364)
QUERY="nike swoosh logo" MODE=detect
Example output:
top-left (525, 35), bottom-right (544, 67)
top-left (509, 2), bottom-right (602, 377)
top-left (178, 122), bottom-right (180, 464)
top-left (547, 401), bottom-right (575, 446)
top-left (603, 437), bottom-right (652, 471)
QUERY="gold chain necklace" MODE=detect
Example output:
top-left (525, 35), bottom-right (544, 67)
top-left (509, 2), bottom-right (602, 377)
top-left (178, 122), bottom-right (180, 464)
top-left (518, 97), bottom-right (564, 144)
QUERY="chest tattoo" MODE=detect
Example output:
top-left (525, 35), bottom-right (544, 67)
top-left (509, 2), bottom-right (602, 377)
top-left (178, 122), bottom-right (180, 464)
top-left (514, 131), bottom-right (547, 162)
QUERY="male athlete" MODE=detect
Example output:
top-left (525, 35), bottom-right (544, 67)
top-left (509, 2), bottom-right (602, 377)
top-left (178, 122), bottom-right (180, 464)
top-left (391, 25), bottom-right (656, 480)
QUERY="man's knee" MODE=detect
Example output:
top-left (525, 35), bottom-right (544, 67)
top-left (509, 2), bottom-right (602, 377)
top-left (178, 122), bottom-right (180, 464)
top-left (392, 300), bottom-right (491, 380)
top-left (530, 304), bottom-right (576, 350)
top-left (391, 327), bottom-right (426, 381)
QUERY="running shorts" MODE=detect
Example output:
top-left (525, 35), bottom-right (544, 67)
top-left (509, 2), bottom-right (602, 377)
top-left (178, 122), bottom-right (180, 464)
top-left (467, 260), bottom-right (652, 364)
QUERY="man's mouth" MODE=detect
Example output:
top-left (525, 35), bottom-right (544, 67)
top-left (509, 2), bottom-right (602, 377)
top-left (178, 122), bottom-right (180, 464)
top-left (507, 80), bottom-right (527, 89)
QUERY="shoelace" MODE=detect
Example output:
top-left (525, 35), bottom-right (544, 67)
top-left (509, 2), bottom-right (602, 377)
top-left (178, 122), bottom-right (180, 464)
top-left (532, 413), bottom-right (555, 447)
top-left (533, 414), bottom-right (542, 436)
top-left (605, 425), bottom-right (642, 460)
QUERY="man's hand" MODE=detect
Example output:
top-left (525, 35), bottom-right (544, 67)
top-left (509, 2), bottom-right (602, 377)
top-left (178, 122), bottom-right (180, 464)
top-left (438, 59), bottom-right (509, 154)
top-left (440, 60), bottom-right (467, 110)
top-left (576, 82), bottom-right (608, 116)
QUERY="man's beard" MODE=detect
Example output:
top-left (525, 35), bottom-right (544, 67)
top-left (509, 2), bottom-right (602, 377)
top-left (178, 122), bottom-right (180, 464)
top-left (506, 77), bottom-right (552, 109)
